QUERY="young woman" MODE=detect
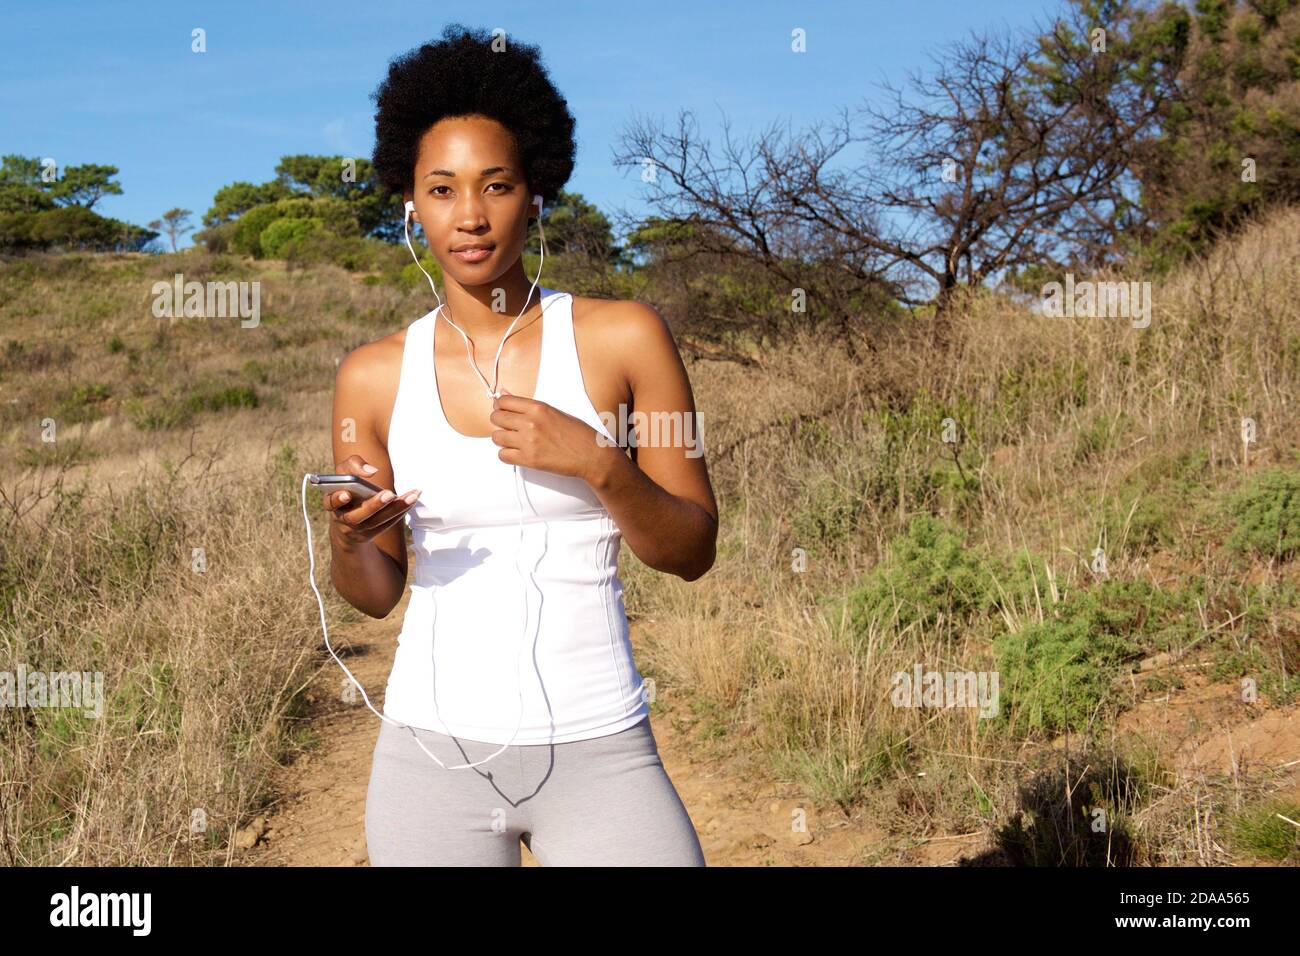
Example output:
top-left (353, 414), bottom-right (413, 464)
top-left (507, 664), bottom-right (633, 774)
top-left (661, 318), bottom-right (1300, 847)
top-left (325, 25), bottom-right (718, 866)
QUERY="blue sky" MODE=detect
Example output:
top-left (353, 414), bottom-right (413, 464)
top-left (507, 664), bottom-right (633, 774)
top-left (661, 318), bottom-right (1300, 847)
top-left (1, 0), bottom-right (1064, 248)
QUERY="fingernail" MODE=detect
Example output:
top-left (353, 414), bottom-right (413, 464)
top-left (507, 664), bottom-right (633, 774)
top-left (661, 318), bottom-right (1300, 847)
top-left (339, 492), bottom-right (350, 502)
top-left (404, 490), bottom-right (420, 502)
top-left (380, 491), bottom-right (394, 502)
top-left (361, 464), bottom-right (377, 473)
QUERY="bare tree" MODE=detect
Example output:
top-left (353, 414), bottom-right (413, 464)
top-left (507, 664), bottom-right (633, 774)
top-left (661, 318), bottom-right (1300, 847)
top-left (612, 108), bottom-right (900, 355)
top-left (613, 16), bottom-right (1170, 339)
top-left (148, 208), bottom-right (193, 253)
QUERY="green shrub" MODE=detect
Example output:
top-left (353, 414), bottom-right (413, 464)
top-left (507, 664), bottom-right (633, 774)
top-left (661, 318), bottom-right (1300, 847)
top-left (124, 383), bottom-right (257, 431)
top-left (398, 256), bottom-right (443, 291)
top-left (193, 219), bottom-right (238, 254)
top-left (993, 579), bottom-right (1188, 737)
top-left (285, 231), bottom-right (396, 272)
top-left (270, 196), bottom-right (359, 237)
top-left (260, 216), bottom-right (321, 259)
top-left (230, 197), bottom-right (360, 259)
top-left (1106, 448), bottom-right (1215, 555)
top-left (123, 395), bottom-right (191, 431)
top-left (56, 383), bottom-right (111, 424)
top-left (184, 384), bottom-right (258, 414)
top-left (1226, 468), bottom-right (1300, 561)
top-left (1226, 797), bottom-right (1300, 862)
top-left (230, 204), bottom-right (286, 258)
top-left (842, 514), bottom-right (1000, 638)
top-left (1071, 410), bottom-right (1130, 464)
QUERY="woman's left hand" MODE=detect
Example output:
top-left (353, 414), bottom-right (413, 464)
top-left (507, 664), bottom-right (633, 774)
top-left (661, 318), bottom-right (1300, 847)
top-left (489, 389), bottom-right (614, 484)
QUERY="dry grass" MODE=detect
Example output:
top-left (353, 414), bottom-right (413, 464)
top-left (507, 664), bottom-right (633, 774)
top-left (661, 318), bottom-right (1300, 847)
top-left (2, 207), bottom-right (1298, 864)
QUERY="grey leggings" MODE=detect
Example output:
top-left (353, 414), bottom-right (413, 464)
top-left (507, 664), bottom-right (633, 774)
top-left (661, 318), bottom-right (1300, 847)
top-left (364, 715), bottom-right (706, 866)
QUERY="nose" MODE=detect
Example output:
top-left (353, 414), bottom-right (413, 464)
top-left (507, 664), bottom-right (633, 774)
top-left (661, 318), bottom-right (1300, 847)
top-left (454, 192), bottom-right (489, 232)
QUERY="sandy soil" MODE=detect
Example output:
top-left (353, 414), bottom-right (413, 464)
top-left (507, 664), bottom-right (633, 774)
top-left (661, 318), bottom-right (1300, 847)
top-left (239, 601), bottom-right (925, 868)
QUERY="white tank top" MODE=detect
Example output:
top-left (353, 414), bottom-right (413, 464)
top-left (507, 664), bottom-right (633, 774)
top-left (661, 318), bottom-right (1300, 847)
top-left (383, 287), bottom-right (650, 745)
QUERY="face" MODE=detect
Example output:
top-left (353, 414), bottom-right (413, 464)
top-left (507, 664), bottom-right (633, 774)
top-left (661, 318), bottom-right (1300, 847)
top-left (404, 114), bottom-right (537, 286)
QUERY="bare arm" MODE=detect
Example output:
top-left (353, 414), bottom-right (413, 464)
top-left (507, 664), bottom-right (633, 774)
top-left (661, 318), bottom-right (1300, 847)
top-left (582, 302), bottom-right (718, 580)
top-left (327, 346), bottom-right (413, 618)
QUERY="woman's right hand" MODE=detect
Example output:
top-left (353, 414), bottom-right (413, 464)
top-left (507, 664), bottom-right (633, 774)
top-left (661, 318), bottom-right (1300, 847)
top-left (324, 455), bottom-right (421, 546)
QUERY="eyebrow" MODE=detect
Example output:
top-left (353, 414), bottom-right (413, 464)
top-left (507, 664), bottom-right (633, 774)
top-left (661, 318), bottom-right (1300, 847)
top-left (422, 166), bottom-right (515, 180)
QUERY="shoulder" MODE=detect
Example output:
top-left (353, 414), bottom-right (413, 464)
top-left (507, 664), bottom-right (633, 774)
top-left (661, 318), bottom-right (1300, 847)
top-left (568, 294), bottom-right (684, 397)
top-left (332, 324), bottom-right (410, 442)
top-left (569, 294), bottom-right (676, 352)
top-left (336, 324), bottom-right (407, 387)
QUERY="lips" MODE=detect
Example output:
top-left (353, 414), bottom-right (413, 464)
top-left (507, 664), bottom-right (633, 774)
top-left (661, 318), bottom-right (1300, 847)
top-left (451, 244), bottom-right (494, 263)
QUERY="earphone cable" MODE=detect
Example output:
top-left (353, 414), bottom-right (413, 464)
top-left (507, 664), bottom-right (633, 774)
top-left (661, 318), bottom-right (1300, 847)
top-left (303, 198), bottom-right (549, 769)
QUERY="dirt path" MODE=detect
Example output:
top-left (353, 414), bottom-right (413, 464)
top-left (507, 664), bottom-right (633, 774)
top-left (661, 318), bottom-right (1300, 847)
top-left (240, 598), bottom-right (911, 867)
top-left (236, 584), bottom-right (1300, 868)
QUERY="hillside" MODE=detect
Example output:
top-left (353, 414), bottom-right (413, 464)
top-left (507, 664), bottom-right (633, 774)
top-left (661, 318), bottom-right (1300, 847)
top-left (1, 207), bottom-right (1297, 865)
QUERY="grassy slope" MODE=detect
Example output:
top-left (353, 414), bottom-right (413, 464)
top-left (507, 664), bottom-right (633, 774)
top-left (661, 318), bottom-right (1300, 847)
top-left (0, 209), bottom-right (1297, 864)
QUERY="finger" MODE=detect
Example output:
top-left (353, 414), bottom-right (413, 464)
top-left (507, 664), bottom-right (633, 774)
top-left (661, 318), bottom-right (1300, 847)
top-left (323, 489), bottom-right (358, 513)
top-left (488, 407), bottom-right (528, 430)
top-left (339, 454), bottom-right (380, 477)
top-left (351, 491), bottom-right (421, 532)
top-left (490, 428), bottom-right (522, 448)
top-left (331, 488), bottom-right (396, 526)
top-left (492, 393), bottom-right (534, 413)
top-left (358, 505), bottom-right (416, 537)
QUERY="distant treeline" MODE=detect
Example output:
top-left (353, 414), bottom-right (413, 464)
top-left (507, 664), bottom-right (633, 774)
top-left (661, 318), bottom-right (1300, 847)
top-left (2, 0), bottom-right (1297, 326)
top-left (0, 156), bottom-right (155, 252)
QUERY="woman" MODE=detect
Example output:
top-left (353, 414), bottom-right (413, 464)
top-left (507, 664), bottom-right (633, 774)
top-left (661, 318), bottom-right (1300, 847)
top-left (325, 24), bottom-right (718, 866)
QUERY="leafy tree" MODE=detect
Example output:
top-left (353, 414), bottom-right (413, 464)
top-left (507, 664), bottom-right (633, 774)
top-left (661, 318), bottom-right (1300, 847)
top-left (48, 163), bottom-right (124, 209)
top-left (147, 208), bottom-right (194, 252)
top-left (204, 181), bottom-right (295, 226)
top-left (0, 154), bottom-right (151, 252)
top-left (1139, 0), bottom-right (1300, 259)
top-left (0, 155), bottom-right (56, 213)
top-left (539, 190), bottom-right (616, 261)
top-left (203, 154), bottom-right (402, 245)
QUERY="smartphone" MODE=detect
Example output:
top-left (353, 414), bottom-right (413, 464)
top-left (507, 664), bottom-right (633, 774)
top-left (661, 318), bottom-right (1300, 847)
top-left (307, 473), bottom-right (386, 502)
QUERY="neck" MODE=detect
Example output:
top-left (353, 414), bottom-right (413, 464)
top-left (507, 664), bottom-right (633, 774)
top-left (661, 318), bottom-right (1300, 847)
top-left (442, 260), bottom-right (544, 336)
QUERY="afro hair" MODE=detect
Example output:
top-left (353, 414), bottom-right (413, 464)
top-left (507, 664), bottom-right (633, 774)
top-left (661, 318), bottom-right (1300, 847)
top-left (370, 24), bottom-right (576, 207)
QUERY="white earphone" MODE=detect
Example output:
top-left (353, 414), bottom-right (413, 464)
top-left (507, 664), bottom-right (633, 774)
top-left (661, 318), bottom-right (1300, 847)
top-left (303, 190), bottom-right (550, 773)
top-left (402, 195), bottom-right (545, 398)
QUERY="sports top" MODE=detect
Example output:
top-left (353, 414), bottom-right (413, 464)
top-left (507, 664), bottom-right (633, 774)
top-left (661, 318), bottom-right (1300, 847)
top-left (382, 287), bottom-right (650, 745)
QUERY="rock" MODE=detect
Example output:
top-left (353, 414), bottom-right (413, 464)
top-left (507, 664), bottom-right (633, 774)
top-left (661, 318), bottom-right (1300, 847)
top-left (235, 815), bottom-right (268, 850)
